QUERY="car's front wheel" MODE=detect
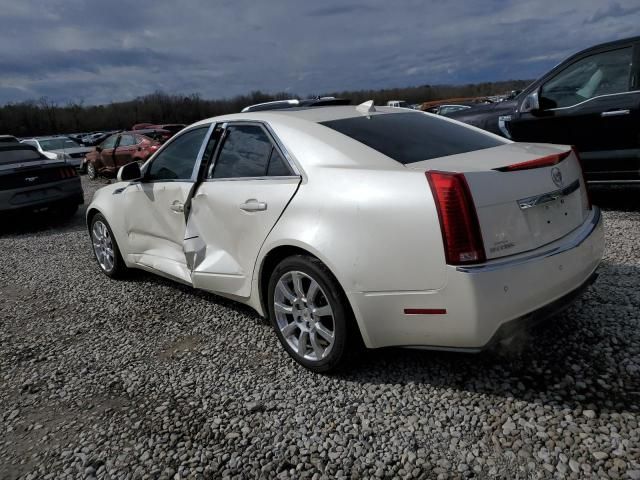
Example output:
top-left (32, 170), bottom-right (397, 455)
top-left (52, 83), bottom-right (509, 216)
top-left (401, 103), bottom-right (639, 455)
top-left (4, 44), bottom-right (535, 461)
top-left (87, 162), bottom-right (97, 180)
top-left (90, 213), bottom-right (127, 278)
top-left (268, 255), bottom-right (358, 373)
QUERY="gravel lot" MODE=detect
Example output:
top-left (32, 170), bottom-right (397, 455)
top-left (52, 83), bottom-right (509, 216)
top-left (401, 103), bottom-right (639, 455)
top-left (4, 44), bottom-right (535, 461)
top-left (1, 177), bottom-right (639, 479)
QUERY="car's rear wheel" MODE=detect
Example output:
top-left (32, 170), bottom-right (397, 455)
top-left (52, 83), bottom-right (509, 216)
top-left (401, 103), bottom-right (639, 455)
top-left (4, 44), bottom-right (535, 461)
top-left (87, 162), bottom-right (97, 180)
top-left (90, 213), bottom-right (127, 278)
top-left (268, 255), bottom-right (358, 373)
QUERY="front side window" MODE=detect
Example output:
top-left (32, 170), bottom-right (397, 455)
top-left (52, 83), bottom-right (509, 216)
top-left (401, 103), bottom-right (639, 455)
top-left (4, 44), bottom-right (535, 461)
top-left (540, 47), bottom-right (632, 109)
top-left (211, 124), bottom-right (291, 178)
top-left (321, 112), bottom-right (504, 164)
top-left (101, 135), bottom-right (118, 149)
top-left (147, 127), bottom-right (208, 181)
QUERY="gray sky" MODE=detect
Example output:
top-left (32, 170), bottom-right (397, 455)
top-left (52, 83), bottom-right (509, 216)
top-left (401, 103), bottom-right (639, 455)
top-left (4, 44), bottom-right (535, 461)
top-left (0, 0), bottom-right (638, 105)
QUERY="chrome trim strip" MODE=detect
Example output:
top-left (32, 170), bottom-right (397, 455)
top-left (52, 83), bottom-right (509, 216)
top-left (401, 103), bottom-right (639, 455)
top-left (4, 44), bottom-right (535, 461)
top-left (456, 207), bottom-right (601, 273)
top-left (191, 122), bottom-right (216, 181)
top-left (601, 109), bottom-right (630, 117)
top-left (517, 179), bottom-right (580, 210)
top-left (543, 89), bottom-right (640, 112)
top-left (588, 179), bottom-right (640, 184)
top-left (205, 175), bottom-right (300, 183)
top-left (498, 115), bottom-right (512, 139)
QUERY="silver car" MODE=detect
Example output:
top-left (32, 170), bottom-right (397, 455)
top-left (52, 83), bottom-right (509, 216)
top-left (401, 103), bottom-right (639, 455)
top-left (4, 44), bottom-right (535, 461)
top-left (21, 136), bottom-right (92, 169)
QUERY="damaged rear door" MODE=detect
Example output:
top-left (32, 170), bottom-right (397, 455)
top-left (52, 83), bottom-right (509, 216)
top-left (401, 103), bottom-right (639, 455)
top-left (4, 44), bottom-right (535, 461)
top-left (184, 122), bottom-right (301, 298)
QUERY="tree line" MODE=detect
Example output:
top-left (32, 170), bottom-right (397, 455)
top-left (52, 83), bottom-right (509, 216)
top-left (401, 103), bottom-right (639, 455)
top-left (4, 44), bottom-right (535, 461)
top-left (0, 80), bottom-right (531, 137)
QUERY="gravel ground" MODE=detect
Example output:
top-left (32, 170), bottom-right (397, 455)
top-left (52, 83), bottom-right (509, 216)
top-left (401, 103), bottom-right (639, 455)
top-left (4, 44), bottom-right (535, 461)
top-left (1, 177), bottom-right (639, 480)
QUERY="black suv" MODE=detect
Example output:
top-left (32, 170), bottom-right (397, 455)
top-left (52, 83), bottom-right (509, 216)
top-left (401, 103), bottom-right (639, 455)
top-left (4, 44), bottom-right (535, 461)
top-left (448, 36), bottom-right (640, 183)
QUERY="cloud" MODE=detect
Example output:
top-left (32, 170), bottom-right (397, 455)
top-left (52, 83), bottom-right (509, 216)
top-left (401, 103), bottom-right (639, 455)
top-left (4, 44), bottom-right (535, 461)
top-left (308, 4), bottom-right (378, 17)
top-left (0, 48), bottom-right (195, 77)
top-left (585, 2), bottom-right (640, 23)
top-left (0, 0), bottom-right (637, 105)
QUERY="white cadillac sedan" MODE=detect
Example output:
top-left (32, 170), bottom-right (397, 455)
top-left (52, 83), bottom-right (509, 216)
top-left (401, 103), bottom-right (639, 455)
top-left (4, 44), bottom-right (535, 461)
top-left (87, 101), bottom-right (604, 372)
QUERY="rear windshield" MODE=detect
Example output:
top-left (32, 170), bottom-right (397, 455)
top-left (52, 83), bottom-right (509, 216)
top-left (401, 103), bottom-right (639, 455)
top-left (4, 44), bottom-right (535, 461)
top-left (40, 138), bottom-right (80, 150)
top-left (320, 112), bottom-right (504, 164)
top-left (0, 148), bottom-right (44, 165)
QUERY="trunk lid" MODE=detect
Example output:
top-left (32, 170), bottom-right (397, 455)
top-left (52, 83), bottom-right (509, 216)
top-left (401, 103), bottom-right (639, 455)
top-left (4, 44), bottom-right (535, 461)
top-left (409, 143), bottom-right (590, 260)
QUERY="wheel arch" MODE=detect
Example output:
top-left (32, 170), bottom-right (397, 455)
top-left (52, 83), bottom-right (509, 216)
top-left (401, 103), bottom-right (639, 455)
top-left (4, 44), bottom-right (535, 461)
top-left (86, 207), bottom-right (102, 231)
top-left (256, 242), bottom-right (371, 347)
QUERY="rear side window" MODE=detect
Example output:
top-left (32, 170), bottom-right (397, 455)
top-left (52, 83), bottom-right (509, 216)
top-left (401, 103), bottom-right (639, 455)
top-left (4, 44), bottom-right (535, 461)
top-left (211, 124), bottom-right (291, 178)
top-left (320, 112), bottom-right (504, 164)
top-left (119, 135), bottom-right (136, 147)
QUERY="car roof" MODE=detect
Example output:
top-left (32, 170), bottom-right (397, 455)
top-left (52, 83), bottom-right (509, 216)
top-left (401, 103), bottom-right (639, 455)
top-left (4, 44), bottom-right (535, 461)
top-left (32, 136), bottom-right (71, 140)
top-left (193, 105), bottom-right (415, 127)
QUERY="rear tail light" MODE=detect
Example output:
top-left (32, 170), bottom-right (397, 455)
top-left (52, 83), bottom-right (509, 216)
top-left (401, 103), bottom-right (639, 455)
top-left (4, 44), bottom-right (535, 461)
top-left (58, 167), bottom-right (77, 179)
top-left (495, 150), bottom-right (571, 172)
top-left (572, 146), bottom-right (592, 210)
top-left (426, 171), bottom-right (486, 265)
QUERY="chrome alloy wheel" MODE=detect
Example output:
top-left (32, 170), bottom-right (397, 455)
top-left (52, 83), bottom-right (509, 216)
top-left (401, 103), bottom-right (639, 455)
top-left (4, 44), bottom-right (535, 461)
top-left (92, 220), bottom-right (114, 272)
top-left (274, 271), bottom-right (335, 361)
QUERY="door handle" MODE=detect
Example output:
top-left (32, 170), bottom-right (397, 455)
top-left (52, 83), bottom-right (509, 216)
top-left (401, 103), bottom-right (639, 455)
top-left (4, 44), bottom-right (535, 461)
top-left (240, 199), bottom-right (267, 212)
top-left (601, 109), bottom-right (630, 117)
top-left (170, 201), bottom-right (184, 213)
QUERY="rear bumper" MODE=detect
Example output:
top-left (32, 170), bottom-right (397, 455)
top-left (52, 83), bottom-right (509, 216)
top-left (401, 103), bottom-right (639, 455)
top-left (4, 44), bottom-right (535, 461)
top-left (350, 207), bottom-right (604, 349)
top-left (0, 178), bottom-right (84, 212)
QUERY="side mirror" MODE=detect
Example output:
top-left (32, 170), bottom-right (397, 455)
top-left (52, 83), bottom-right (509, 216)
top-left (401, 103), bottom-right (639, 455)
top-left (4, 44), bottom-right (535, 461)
top-left (117, 162), bottom-right (142, 182)
top-left (519, 89), bottom-right (540, 113)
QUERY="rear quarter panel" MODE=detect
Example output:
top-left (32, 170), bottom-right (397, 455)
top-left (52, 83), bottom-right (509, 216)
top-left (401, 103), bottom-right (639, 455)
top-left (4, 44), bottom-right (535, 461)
top-left (257, 154), bottom-right (447, 295)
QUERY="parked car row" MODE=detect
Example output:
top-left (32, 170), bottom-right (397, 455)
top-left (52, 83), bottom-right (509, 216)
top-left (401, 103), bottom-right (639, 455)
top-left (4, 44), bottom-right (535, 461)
top-left (1, 121), bottom-right (186, 182)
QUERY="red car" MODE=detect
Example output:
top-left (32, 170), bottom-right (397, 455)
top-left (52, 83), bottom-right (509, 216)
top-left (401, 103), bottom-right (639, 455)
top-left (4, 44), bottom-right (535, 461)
top-left (84, 132), bottom-right (160, 179)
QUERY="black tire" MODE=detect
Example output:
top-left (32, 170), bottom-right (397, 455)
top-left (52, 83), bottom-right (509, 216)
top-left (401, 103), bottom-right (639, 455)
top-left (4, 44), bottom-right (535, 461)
top-left (89, 213), bottom-right (127, 279)
top-left (267, 254), bottom-right (360, 373)
top-left (87, 162), bottom-right (97, 180)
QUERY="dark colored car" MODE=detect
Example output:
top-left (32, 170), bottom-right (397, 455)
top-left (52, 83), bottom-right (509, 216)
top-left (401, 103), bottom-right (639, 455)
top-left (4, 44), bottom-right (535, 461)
top-left (0, 143), bottom-right (83, 217)
top-left (84, 132), bottom-right (160, 179)
top-left (448, 36), bottom-right (640, 183)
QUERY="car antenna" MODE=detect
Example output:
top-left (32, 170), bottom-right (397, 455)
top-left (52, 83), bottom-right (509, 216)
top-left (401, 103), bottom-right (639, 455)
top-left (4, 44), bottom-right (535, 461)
top-left (356, 100), bottom-right (376, 116)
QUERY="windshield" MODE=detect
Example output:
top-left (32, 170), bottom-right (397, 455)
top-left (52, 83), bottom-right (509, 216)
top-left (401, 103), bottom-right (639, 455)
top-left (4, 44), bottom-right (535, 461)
top-left (320, 112), bottom-right (504, 164)
top-left (39, 138), bottom-right (80, 150)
